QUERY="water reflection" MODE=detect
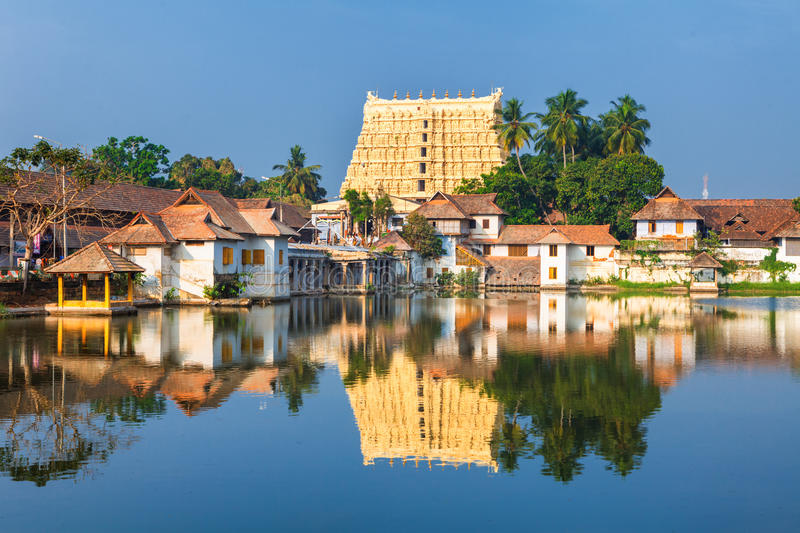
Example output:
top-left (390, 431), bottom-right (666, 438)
top-left (1, 294), bottom-right (799, 486)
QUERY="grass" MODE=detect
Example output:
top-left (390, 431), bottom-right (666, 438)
top-left (581, 277), bottom-right (684, 290)
top-left (720, 281), bottom-right (800, 294)
top-left (0, 303), bottom-right (9, 319)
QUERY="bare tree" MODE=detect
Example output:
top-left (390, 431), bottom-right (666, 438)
top-left (0, 141), bottom-right (128, 292)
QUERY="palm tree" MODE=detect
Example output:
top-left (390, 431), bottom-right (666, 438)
top-left (536, 89), bottom-right (588, 168)
top-left (493, 98), bottom-right (551, 224)
top-left (601, 95), bottom-right (651, 155)
top-left (493, 98), bottom-right (537, 176)
top-left (272, 145), bottom-right (323, 200)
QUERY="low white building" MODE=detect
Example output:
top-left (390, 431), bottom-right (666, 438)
top-left (102, 188), bottom-right (297, 301)
top-left (775, 220), bottom-right (800, 282)
top-left (631, 186), bottom-right (702, 250)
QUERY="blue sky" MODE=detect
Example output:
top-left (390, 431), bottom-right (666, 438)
top-left (0, 0), bottom-right (797, 198)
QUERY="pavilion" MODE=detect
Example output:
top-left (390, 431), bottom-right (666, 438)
top-left (44, 242), bottom-right (144, 315)
top-left (688, 252), bottom-right (723, 293)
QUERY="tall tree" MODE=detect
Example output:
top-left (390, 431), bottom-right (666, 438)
top-left (493, 98), bottom-right (552, 224)
top-left (343, 189), bottom-right (372, 238)
top-left (372, 191), bottom-right (395, 238)
top-left (92, 136), bottom-right (170, 186)
top-left (272, 145), bottom-right (326, 202)
top-left (536, 89), bottom-right (589, 168)
top-left (602, 95), bottom-right (651, 154)
top-left (493, 98), bottom-right (537, 178)
top-left (0, 141), bottom-right (126, 291)
top-left (401, 213), bottom-right (444, 259)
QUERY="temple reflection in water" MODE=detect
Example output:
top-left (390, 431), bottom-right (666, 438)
top-left (1, 294), bottom-right (799, 484)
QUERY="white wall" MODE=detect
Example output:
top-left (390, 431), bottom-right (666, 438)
top-left (467, 215), bottom-right (502, 240)
top-left (777, 237), bottom-right (800, 282)
top-left (539, 243), bottom-right (568, 286)
top-left (636, 219), bottom-right (698, 239)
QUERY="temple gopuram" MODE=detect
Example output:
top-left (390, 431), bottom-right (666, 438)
top-left (340, 88), bottom-right (507, 201)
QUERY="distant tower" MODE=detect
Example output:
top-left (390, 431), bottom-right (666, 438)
top-left (702, 174), bottom-right (709, 200)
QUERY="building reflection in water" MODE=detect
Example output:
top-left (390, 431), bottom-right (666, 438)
top-left (0, 294), bottom-right (799, 485)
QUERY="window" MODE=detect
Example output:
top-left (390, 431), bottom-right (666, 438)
top-left (483, 244), bottom-right (492, 256)
top-left (426, 267), bottom-right (433, 278)
top-left (241, 249), bottom-right (252, 265)
top-left (417, 179), bottom-right (426, 192)
top-left (586, 245), bottom-right (595, 257)
top-left (676, 221), bottom-right (684, 234)
top-left (648, 220), bottom-right (657, 233)
top-left (423, 119), bottom-right (428, 129)
top-left (420, 147), bottom-right (427, 157)
top-left (128, 247), bottom-right (147, 256)
top-left (468, 220), bottom-right (476, 229)
top-left (419, 162), bottom-right (426, 174)
top-left (391, 217), bottom-right (403, 226)
top-left (442, 267), bottom-right (449, 273)
top-left (222, 247), bottom-right (233, 265)
top-left (253, 249), bottom-right (265, 265)
top-left (482, 219), bottom-right (490, 229)
top-left (422, 133), bottom-right (428, 142)
top-left (549, 267), bottom-right (558, 280)
top-left (509, 244), bottom-right (528, 257)
top-left (549, 244), bottom-right (558, 257)
top-left (279, 249), bottom-right (284, 265)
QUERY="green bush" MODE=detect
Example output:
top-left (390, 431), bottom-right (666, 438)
top-left (436, 271), bottom-right (455, 287)
top-left (202, 274), bottom-right (250, 300)
top-left (164, 288), bottom-right (178, 301)
top-left (455, 269), bottom-right (480, 287)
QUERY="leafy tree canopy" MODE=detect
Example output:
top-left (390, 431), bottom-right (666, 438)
top-left (401, 213), bottom-right (444, 259)
top-left (457, 154), bottom-right (557, 224)
top-left (92, 136), bottom-right (170, 186)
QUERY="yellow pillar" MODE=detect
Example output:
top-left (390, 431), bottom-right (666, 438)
top-left (104, 273), bottom-right (110, 308)
top-left (103, 319), bottom-right (109, 358)
top-left (127, 273), bottom-right (133, 302)
top-left (81, 274), bottom-right (87, 304)
top-left (57, 274), bottom-right (64, 307)
top-left (57, 317), bottom-right (63, 355)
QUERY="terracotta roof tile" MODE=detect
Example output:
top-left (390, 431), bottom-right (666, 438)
top-left (45, 242), bottom-right (145, 274)
top-left (412, 192), bottom-right (506, 220)
top-left (101, 213), bottom-right (178, 245)
top-left (238, 209), bottom-right (299, 237)
top-left (496, 224), bottom-right (618, 246)
top-left (373, 231), bottom-right (413, 252)
top-left (689, 252), bottom-right (722, 269)
top-left (631, 187), bottom-right (703, 221)
top-left (775, 220), bottom-right (800, 238)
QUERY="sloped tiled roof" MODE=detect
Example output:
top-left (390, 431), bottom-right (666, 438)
top-left (686, 198), bottom-right (798, 239)
top-left (631, 187), bottom-right (703, 221)
top-left (238, 209), bottom-right (299, 237)
top-left (775, 220), bottom-right (800, 238)
top-left (0, 172), bottom-right (182, 213)
top-left (229, 198), bottom-right (310, 230)
top-left (101, 213), bottom-right (178, 245)
top-left (158, 206), bottom-right (243, 241)
top-left (496, 224), bottom-right (619, 246)
top-left (448, 193), bottom-right (506, 215)
top-left (178, 189), bottom-right (254, 235)
top-left (413, 191), bottom-right (506, 220)
top-left (689, 252), bottom-right (723, 269)
top-left (485, 257), bottom-right (540, 286)
top-left (45, 242), bottom-right (145, 274)
top-left (373, 231), bottom-right (413, 252)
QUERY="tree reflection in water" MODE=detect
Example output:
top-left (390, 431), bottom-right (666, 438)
top-left (483, 329), bottom-right (660, 481)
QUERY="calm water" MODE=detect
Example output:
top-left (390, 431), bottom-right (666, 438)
top-left (0, 294), bottom-right (799, 532)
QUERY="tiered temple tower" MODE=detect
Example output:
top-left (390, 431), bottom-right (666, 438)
top-left (340, 88), bottom-right (507, 201)
top-left (341, 354), bottom-right (503, 471)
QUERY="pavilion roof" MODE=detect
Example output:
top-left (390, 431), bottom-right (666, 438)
top-left (688, 252), bottom-right (723, 269)
top-left (45, 242), bottom-right (145, 274)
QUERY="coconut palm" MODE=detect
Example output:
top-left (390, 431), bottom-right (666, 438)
top-left (601, 95), bottom-right (651, 154)
top-left (536, 89), bottom-right (588, 168)
top-left (272, 145), bottom-right (323, 200)
top-left (493, 98), bottom-right (551, 224)
top-left (493, 98), bottom-right (538, 176)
